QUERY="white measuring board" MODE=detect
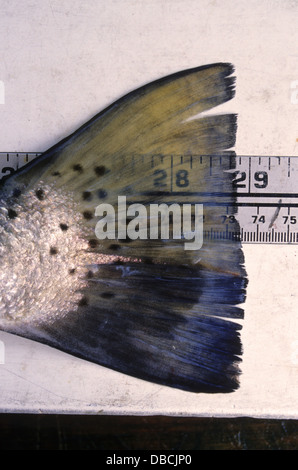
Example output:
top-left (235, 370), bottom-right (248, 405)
top-left (0, 0), bottom-right (298, 418)
top-left (0, 150), bottom-right (298, 418)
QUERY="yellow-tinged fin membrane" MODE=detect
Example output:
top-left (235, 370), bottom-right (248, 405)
top-left (0, 63), bottom-right (247, 393)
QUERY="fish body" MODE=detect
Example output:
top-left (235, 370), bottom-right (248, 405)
top-left (0, 63), bottom-right (246, 393)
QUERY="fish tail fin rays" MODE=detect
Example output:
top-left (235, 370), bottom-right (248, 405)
top-left (19, 262), bottom-right (246, 393)
top-left (0, 63), bottom-right (247, 393)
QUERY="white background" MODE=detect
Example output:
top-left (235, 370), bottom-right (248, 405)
top-left (0, 0), bottom-right (298, 417)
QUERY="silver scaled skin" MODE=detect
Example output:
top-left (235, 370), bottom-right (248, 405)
top-left (0, 182), bottom-right (117, 331)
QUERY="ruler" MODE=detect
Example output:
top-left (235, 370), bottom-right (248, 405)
top-left (234, 155), bottom-right (298, 244)
top-left (0, 152), bottom-right (41, 178)
top-left (1, 151), bottom-right (298, 244)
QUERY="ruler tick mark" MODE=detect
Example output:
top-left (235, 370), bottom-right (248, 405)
top-left (248, 156), bottom-right (251, 193)
top-left (170, 155), bottom-right (173, 193)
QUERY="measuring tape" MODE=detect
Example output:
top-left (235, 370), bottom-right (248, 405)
top-left (1, 152), bottom-right (298, 244)
top-left (234, 155), bottom-right (298, 244)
